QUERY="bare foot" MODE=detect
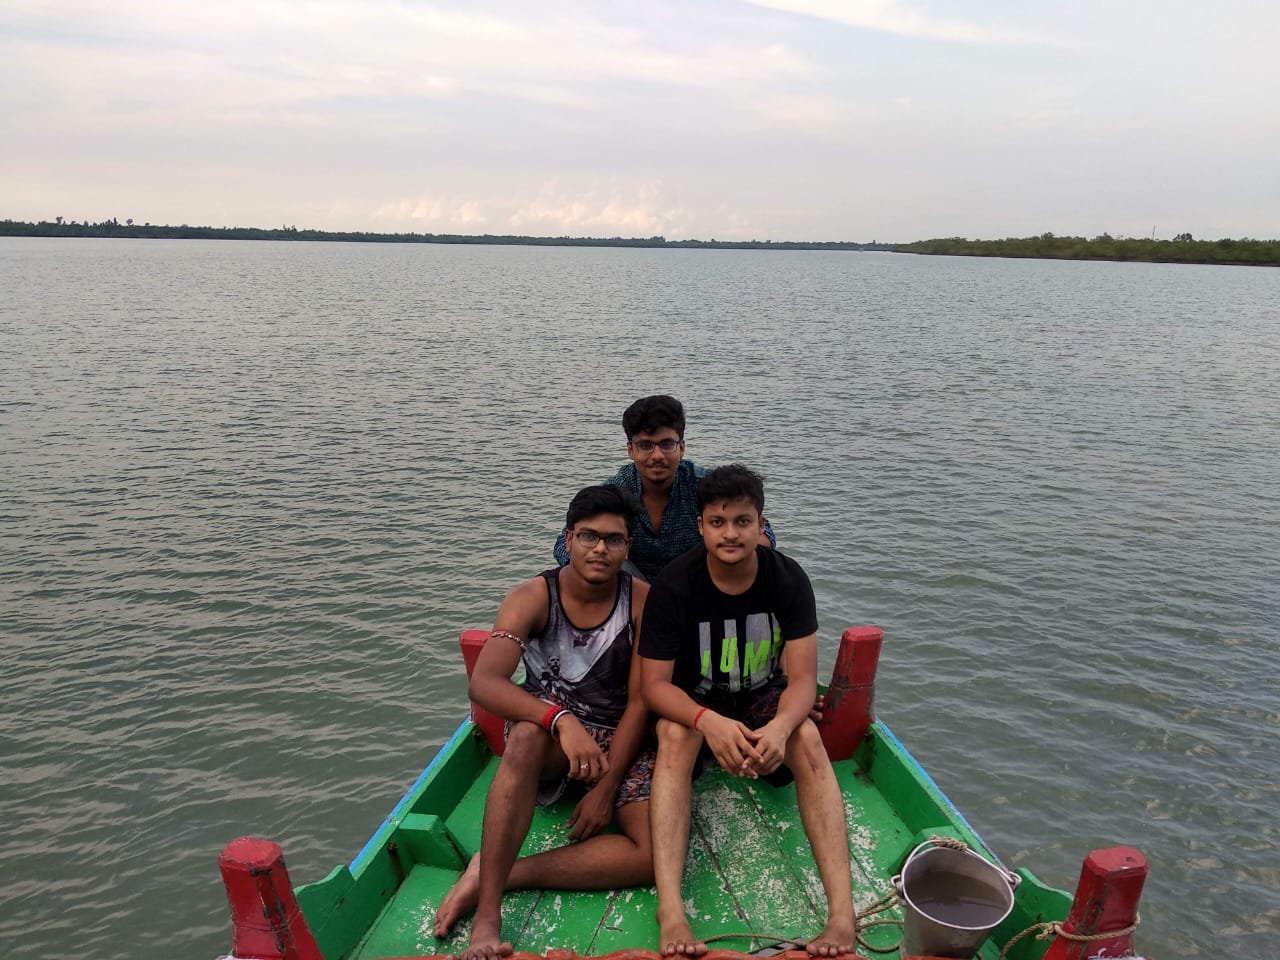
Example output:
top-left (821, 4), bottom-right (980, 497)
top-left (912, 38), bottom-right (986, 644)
top-left (459, 913), bottom-right (513, 960)
top-left (657, 911), bottom-right (707, 957)
top-left (433, 853), bottom-right (481, 937)
top-left (806, 919), bottom-right (856, 957)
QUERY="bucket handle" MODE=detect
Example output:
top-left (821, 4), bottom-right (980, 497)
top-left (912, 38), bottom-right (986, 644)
top-left (891, 838), bottom-right (1021, 897)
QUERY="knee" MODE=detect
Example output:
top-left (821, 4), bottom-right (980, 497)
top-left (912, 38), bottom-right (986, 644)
top-left (655, 718), bottom-right (702, 763)
top-left (656, 717), bottom-right (697, 748)
top-left (787, 719), bottom-right (830, 768)
top-left (502, 720), bottom-right (551, 771)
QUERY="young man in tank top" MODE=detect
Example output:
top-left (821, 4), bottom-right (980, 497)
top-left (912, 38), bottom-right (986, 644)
top-left (433, 486), bottom-right (654, 960)
top-left (639, 465), bottom-right (856, 958)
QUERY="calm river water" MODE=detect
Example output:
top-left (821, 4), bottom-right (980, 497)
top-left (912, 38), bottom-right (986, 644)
top-left (1, 238), bottom-right (1277, 959)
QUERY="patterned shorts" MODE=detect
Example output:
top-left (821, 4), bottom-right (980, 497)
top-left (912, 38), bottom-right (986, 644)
top-left (518, 716), bottom-right (655, 808)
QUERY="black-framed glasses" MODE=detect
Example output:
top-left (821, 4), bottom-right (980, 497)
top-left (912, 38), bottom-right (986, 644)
top-left (572, 529), bottom-right (630, 550)
top-left (630, 438), bottom-right (680, 454)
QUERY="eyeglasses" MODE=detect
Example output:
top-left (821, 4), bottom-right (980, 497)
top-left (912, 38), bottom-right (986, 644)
top-left (630, 438), bottom-right (681, 454)
top-left (572, 529), bottom-right (630, 550)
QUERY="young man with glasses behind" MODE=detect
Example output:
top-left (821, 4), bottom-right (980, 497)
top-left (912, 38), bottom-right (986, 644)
top-left (433, 486), bottom-right (654, 960)
top-left (554, 395), bottom-right (775, 581)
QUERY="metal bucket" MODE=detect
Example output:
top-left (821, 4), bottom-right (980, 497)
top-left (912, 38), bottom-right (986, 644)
top-left (892, 839), bottom-right (1021, 959)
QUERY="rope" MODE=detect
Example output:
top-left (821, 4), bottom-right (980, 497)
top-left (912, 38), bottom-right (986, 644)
top-left (851, 891), bottom-right (904, 954)
top-left (688, 890), bottom-right (907, 955)
top-left (997, 913), bottom-right (1141, 960)
top-left (696, 839), bottom-right (1058, 958)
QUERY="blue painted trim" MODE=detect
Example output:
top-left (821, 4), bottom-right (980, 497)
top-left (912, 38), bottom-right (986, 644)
top-left (876, 720), bottom-right (995, 858)
top-left (350, 719), bottom-right (472, 870)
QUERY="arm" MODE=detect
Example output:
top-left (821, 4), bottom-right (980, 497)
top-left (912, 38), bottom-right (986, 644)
top-left (470, 579), bottom-right (608, 780)
top-left (568, 582), bottom-right (651, 840)
top-left (468, 579), bottom-right (557, 723)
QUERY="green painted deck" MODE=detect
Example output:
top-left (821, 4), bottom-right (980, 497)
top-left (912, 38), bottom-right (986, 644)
top-left (293, 722), bottom-right (1070, 960)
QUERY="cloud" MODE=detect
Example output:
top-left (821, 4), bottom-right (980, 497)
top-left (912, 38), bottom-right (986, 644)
top-left (0, 0), bottom-right (821, 121)
top-left (742, 0), bottom-right (1052, 45)
top-left (371, 194), bottom-right (489, 231)
top-left (368, 180), bottom-right (695, 238)
top-left (510, 181), bottom-right (691, 237)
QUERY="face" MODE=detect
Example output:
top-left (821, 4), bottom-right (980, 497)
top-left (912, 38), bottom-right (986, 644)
top-left (566, 512), bottom-right (632, 583)
top-left (626, 427), bottom-right (685, 488)
top-left (697, 497), bottom-right (765, 565)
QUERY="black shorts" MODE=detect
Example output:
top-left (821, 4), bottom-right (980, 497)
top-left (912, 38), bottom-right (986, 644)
top-left (692, 681), bottom-right (795, 787)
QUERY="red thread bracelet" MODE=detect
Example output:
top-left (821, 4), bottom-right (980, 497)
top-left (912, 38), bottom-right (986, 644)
top-left (540, 703), bottom-right (560, 732)
top-left (692, 706), bottom-right (709, 730)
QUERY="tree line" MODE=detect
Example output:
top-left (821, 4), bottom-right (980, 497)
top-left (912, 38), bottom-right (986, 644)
top-left (3, 218), bottom-right (1277, 265)
top-left (0, 218), bottom-right (891, 251)
top-left (898, 233), bottom-right (1280, 266)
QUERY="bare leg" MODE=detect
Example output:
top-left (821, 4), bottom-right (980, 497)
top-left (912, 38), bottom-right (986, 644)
top-left (786, 719), bottom-right (856, 957)
top-left (650, 718), bottom-right (708, 957)
top-left (434, 802), bottom-right (653, 936)
top-left (452, 720), bottom-right (552, 960)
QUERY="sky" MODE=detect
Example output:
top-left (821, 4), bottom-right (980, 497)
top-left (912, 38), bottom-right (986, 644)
top-left (3, 0), bottom-right (1278, 242)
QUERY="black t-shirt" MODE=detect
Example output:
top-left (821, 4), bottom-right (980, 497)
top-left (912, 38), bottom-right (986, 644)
top-left (639, 544), bottom-right (818, 713)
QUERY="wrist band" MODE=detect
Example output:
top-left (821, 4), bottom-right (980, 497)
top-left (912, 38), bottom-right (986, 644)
top-left (540, 703), bottom-right (560, 732)
top-left (692, 706), bottom-right (709, 730)
top-left (549, 709), bottom-right (571, 739)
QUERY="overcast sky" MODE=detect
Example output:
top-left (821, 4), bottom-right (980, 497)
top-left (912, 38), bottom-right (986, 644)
top-left (4, 1), bottom-right (1277, 242)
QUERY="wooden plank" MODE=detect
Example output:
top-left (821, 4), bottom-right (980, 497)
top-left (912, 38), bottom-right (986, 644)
top-left (691, 770), bottom-right (824, 949)
top-left (353, 863), bottom-right (457, 958)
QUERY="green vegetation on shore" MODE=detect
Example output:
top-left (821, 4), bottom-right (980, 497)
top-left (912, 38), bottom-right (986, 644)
top-left (3, 219), bottom-right (1278, 265)
top-left (0, 218), bottom-right (888, 251)
top-left (899, 232), bottom-right (1280, 266)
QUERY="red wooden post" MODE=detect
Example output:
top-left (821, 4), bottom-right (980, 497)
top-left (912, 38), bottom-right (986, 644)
top-left (817, 625), bottom-right (884, 760)
top-left (1042, 846), bottom-right (1147, 959)
top-left (459, 629), bottom-right (507, 756)
top-left (218, 837), bottom-right (322, 960)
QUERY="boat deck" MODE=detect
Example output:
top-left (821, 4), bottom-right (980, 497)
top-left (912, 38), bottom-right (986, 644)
top-left (292, 721), bottom-right (1067, 960)
top-left (350, 755), bottom-right (913, 958)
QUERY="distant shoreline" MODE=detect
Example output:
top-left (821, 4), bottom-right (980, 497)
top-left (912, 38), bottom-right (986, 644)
top-left (0, 219), bottom-right (888, 251)
top-left (3, 219), bottom-right (1277, 266)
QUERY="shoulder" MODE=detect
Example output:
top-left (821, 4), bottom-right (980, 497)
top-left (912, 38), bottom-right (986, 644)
top-left (760, 547), bottom-right (811, 584)
top-left (494, 573), bottom-right (553, 632)
top-left (681, 460), bottom-right (710, 480)
top-left (630, 576), bottom-right (651, 617)
top-left (606, 462), bottom-right (642, 490)
top-left (503, 571), bottom-right (553, 608)
top-left (650, 544), bottom-right (706, 596)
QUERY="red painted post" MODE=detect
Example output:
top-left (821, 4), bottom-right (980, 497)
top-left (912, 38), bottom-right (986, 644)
top-left (1042, 846), bottom-right (1147, 960)
top-left (817, 626), bottom-right (884, 760)
top-left (459, 629), bottom-right (508, 756)
top-left (218, 837), bottom-right (322, 960)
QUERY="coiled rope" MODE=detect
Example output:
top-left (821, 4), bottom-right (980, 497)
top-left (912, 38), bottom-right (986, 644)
top-left (699, 838), bottom-right (1143, 960)
top-left (997, 913), bottom-right (1140, 960)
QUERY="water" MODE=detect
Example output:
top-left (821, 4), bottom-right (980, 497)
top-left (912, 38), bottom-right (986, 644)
top-left (2, 238), bottom-right (1278, 959)
top-left (903, 871), bottom-right (1009, 929)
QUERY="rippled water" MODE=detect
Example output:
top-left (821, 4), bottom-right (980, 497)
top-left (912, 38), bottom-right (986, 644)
top-left (2, 238), bottom-right (1277, 959)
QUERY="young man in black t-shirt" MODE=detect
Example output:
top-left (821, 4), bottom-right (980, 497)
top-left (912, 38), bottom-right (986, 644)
top-left (639, 465), bottom-right (855, 958)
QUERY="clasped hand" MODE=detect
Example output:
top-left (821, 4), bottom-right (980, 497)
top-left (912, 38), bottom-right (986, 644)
top-left (701, 713), bottom-right (788, 779)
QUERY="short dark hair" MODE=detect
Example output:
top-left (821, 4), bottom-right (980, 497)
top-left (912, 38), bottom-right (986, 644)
top-left (566, 485), bottom-right (639, 533)
top-left (622, 395), bottom-right (685, 440)
top-left (697, 464), bottom-right (765, 514)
